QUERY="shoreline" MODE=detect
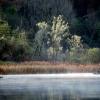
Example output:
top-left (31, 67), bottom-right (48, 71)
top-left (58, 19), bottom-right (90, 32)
top-left (1, 73), bottom-right (100, 79)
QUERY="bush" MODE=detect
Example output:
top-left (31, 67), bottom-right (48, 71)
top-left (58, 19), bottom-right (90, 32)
top-left (65, 48), bottom-right (100, 64)
top-left (65, 48), bottom-right (85, 63)
top-left (86, 48), bottom-right (100, 63)
top-left (11, 31), bottom-right (33, 61)
top-left (0, 20), bottom-right (33, 61)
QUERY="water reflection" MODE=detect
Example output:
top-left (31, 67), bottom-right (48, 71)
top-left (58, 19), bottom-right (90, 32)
top-left (0, 75), bottom-right (100, 100)
top-left (0, 92), bottom-right (85, 100)
top-left (0, 92), bottom-right (99, 100)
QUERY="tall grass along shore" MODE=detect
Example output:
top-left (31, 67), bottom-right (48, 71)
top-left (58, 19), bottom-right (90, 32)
top-left (0, 61), bottom-right (100, 74)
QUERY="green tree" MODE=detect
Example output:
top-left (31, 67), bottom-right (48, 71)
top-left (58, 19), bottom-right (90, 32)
top-left (0, 20), bottom-right (12, 60)
top-left (0, 19), bottom-right (32, 61)
top-left (48, 15), bottom-right (69, 60)
top-left (35, 15), bottom-right (70, 60)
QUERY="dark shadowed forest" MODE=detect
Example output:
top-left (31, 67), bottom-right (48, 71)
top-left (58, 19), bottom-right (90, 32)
top-left (0, 0), bottom-right (100, 63)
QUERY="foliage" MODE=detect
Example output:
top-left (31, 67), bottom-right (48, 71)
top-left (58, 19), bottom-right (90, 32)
top-left (48, 15), bottom-right (69, 58)
top-left (0, 20), bottom-right (11, 38)
top-left (0, 0), bottom-right (100, 63)
top-left (12, 31), bottom-right (33, 61)
top-left (34, 15), bottom-right (84, 61)
top-left (86, 48), bottom-right (100, 63)
top-left (0, 20), bottom-right (12, 60)
top-left (72, 16), bottom-right (100, 47)
top-left (0, 0), bottom-right (100, 48)
top-left (65, 48), bottom-right (100, 64)
top-left (70, 35), bottom-right (83, 49)
top-left (33, 21), bottom-right (48, 59)
top-left (35, 15), bottom-right (70, 60)
top-left (0, 19), bottom-right (32, 61)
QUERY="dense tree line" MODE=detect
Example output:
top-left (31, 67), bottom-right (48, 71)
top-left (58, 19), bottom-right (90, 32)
top-left (0, 0), bottom-right (100, 63)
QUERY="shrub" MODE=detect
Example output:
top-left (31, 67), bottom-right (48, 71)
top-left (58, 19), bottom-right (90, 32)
top-left (0, 20), bottom-right (33, 61)
top-left (65, 48), bottom-right (100, 64)
top-left (65, 48), bottom-right (84, 63)
top-left (11, 31), bottom-right (33, 61)
top-left (86, 48), bottom-right (100, 63)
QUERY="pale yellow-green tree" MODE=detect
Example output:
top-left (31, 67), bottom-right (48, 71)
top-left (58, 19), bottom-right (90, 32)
top-left (35, 15), bottom-right (70, 60)
top-left (48, 15), bottom-right (69, 60)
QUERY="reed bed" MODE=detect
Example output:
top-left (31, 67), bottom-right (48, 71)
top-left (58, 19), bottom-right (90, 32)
top-left (0, 61), bottom-right (100, 74)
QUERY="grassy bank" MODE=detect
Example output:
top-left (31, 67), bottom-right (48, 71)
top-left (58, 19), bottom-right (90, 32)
top-left (0, 61), bottom-right (100, 74)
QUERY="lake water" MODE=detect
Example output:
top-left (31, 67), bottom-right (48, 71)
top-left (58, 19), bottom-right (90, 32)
top-left (0, 73), bottom-right (100, 100)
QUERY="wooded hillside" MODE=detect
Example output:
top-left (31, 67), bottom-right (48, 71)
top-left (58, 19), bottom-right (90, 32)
top-left (0, 0), bottom-right (100, 63)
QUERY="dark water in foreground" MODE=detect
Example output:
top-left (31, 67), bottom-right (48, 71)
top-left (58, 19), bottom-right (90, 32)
top-left (0, 74), bottom-right (100, 100)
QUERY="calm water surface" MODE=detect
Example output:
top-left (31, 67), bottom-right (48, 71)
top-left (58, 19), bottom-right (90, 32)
top-left (0, 74), bottom-right (100, 100)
